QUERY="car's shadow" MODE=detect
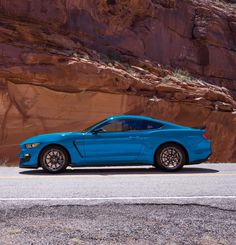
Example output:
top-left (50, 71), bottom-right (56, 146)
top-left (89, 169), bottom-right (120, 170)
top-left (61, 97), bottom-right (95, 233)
top-left (19, 166), bottom-right (219, 176)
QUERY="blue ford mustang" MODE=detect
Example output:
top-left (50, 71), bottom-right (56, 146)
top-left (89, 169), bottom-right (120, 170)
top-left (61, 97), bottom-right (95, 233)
top-left (19, 115), bottom-right (212, 173)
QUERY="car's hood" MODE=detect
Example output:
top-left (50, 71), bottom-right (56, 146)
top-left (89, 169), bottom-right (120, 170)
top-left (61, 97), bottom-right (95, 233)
top-left (21, 132), bottom-right (84, 145)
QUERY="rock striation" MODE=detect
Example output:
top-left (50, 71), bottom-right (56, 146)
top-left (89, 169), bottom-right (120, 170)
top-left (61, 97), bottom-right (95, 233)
top-left (0, 0), bottom-right (235, 164)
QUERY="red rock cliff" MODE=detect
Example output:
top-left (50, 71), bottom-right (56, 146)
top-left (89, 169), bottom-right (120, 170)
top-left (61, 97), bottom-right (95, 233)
top-left (0, 0), bottom-right (235, 164)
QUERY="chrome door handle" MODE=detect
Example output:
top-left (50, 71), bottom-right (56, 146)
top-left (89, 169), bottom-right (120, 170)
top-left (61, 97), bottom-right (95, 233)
top-left (129, 136), bottom-right (141, 139)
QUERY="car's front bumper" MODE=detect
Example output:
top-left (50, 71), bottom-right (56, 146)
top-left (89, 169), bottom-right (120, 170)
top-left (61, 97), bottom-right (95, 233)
top-left (19, 147), bottom-right (41, 168)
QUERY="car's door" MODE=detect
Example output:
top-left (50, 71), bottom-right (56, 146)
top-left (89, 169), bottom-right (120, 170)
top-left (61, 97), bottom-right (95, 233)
top-left (81, 119), bottom-right (145, 164)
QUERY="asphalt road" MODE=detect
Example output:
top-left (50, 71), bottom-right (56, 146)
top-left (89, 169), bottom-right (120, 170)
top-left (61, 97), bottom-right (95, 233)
top-left (0, 164), bottom-right (236, 244)
top-left (0, 164), bottom-right (236, 207)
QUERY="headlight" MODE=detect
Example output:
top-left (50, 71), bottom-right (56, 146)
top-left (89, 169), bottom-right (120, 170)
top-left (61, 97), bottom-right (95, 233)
top-left (25, 143), bottom-right (40, 149)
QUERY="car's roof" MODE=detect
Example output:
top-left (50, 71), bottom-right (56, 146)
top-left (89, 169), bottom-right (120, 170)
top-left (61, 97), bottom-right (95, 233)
top-left (108, 115), bottom-right (155, 121)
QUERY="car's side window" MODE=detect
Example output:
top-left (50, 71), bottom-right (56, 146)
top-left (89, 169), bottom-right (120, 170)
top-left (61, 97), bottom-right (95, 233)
top-left (98, 120), bottom-right (123, 132)
top-left (121, 119), bottom-right (163, 131)
top-left (121, 119), bottom-right (143, 131)
top-left (95, 119), bottom-right (163, 133)
top-left (142, 120), bottom-right (163, 130)
top-left (96, 119), bottom-right (142, 132)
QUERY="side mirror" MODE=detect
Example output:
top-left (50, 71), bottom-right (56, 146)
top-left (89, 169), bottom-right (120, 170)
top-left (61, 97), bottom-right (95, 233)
top-left (92, 128), bottom-right (103, 135)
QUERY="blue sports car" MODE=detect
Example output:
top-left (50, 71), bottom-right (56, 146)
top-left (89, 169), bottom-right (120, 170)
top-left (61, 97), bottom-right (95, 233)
top-left (19, 115), bottom-right (212, 173)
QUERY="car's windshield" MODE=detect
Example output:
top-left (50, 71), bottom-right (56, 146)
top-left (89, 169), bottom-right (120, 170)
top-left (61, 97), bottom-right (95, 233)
top-left (81, 119), bottom-right (107, 132)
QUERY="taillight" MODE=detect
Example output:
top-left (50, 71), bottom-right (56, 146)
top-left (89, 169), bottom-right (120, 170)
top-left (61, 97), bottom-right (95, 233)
top-left (203, 133), bottom-right (209, 140)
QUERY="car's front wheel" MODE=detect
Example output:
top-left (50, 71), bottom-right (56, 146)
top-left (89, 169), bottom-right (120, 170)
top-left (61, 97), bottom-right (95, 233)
top-left (154, 143), bottom-right (186, 172)
top-left (39, 145), bottom-right (69, 173)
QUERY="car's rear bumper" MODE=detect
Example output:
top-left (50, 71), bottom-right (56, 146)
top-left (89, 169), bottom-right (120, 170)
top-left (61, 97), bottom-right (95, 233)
top-left (188, 139), bottom-right (212, 164)
top-left (188, 152), bottom-right (212, 165)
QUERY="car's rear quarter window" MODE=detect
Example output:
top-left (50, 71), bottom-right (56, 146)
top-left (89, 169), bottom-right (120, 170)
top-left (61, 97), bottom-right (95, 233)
top-left (142, 120), bottom-right (163, 130)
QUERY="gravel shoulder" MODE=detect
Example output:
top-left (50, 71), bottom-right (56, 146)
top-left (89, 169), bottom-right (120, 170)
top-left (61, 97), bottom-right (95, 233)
top-left (0, 203), bottom-right (236, 245)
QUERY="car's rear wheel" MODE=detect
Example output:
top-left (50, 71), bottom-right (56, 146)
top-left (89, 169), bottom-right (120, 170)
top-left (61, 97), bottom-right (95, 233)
top-left (154, 143), bottom-right (186, 172)
top-left (40, 145), bottom-right (69, 173)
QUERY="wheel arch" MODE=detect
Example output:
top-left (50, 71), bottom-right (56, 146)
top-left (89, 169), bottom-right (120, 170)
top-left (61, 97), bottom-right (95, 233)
top-left (154, 141), bottom-right (189, 164)
top-left (37, 143), bottom-right (71, 166)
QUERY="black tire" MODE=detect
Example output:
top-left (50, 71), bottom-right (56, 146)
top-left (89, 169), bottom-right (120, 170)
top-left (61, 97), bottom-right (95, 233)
top-left (154, 143), bottom-right (186, 172)
top-left (39, 145), bottom-right (69, 173)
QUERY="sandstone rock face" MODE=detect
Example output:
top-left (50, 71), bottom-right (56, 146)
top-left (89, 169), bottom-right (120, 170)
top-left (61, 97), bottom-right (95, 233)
top-left (0, 0), bottom-right (236, 164)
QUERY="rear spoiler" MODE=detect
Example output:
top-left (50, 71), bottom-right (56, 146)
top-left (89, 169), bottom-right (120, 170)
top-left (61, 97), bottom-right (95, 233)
top-left (192, 126), bottom-right (206, 130)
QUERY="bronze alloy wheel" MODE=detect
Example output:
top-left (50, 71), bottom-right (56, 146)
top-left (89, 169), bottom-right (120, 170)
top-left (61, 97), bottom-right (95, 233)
top-left (155, 144), bottom-right (186, 171)
top-left (40, 145), bottom-right (69, 173)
